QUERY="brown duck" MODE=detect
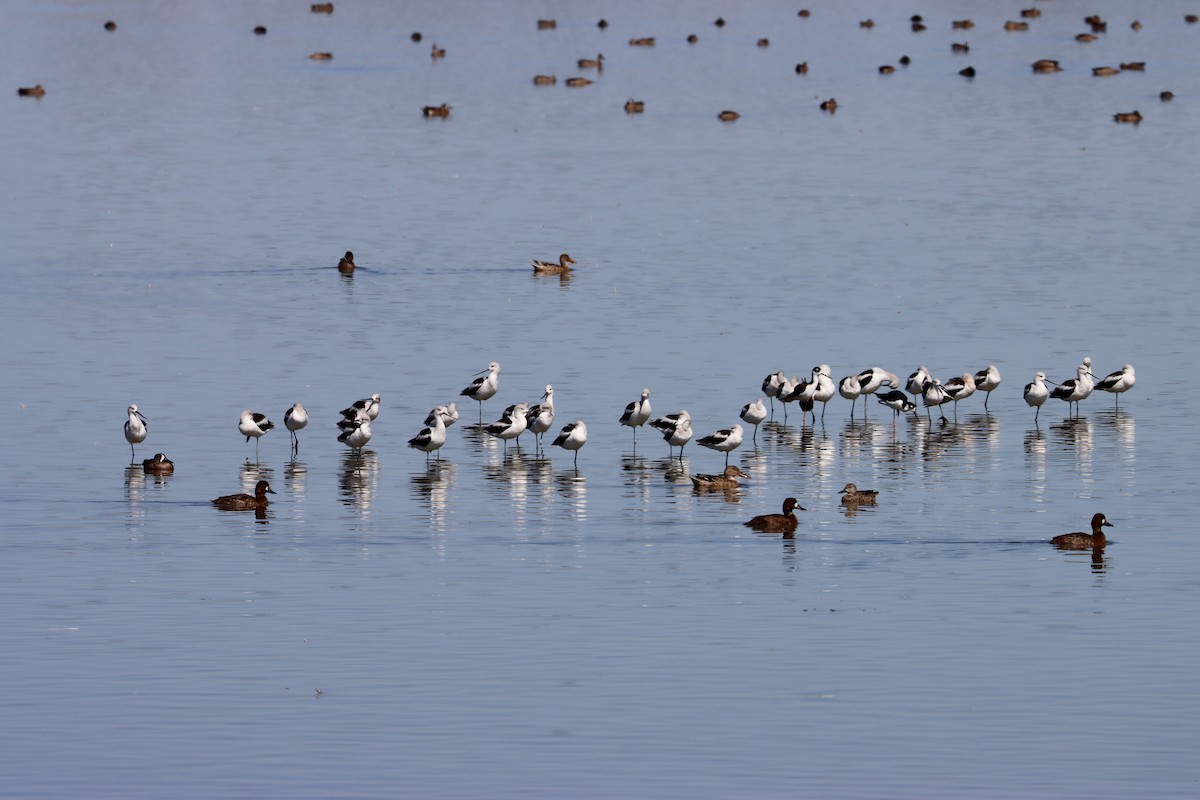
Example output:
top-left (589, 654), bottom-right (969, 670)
top-left (532, 253), bottom-right (576, 274)
top-left (142, 453), bottom-right (175, 474)
top-left (744, 498), bottom-right (805, 532)
top-left (838, 483), bottom-right (878, 504)
top-left (691, 465), bottom-right (749, 490)
top-left (1051, 513), bottom-right (1113, 550)
top-left (213, 480), bottom-right (275, 511)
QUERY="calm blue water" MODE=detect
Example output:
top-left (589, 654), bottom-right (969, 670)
top-left (3, 1), bottom-right (1200, 797)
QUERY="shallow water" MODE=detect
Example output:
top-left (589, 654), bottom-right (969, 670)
top-left (3, 1), bottom-right (1200, 797)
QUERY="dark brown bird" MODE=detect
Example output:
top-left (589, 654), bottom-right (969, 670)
top-left (17, 85), bottom-right (45, 97)
top-left (1051, 513), bottom-right (1113, 550)
top-left (337, 251), bottom-right (355, 272)
top-left (142, 453), bottom-right (174, 474)
top-left (213, 480), bottom-right (275, 511)
top-left (718, 110), bottom-right (740, 121)
top-left (422, 104), bottom-right (451, 118)
top-left (1113, 110), bottom-right (1143, 123)
top-left (744, 498), bottom-right (805, 532)
top-left (839, 483), bottom-right (878, 505)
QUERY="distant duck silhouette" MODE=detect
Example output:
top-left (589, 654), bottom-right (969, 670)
top-left (337, 251), bottom-right (355, 272)
top-left (422, 104), bottom-right (451, 118)
top-left (1113, 110), bottom-right (1143, 124)
top-left (624, 99), bottom-right (645, 113)
top-left (1031, 59), bottom-right (1062, 73)
top-left (744, 498), bottom-right (805, 532)
top-left (578, 54), bottom-right (604, 70)
top-left (533, 75), bottom-right (557, 85)
top-left (142, 453), bottom-right (174, 474)
top-left (308, 52), bottom-right (333, 61)
top-left (17, 84), bottom-right (46, 97)
top-left (213, 480), bottom-right (275, 511)
top-left (1051, 513), bottom-right (1113, 550)
top-left (718, 110), bottom-right (740, 121)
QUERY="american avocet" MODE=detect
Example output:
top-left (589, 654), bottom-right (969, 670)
top-left (1051, 513), bottom-right (1113, 549)
top-left (1050, 363), bottom-right (1094, 415)
top-left (340, 393), bottom-right (381, 422)
top-left (744, 497), bottom-right (805, 532)
top-left (776, 375), bottom-right (803, 422)
top-left (812, 365), bottom-right (836, 421)
top-left (838, 374), bottom-right (862, 417)
top-left (239, 410), bottom-right (274, 458)
top-left (839, 483), bottom-right (879, 504)
top-left (973, 365), bottom-right (1001, 410)
top-left (1024, 372), bottom-right (1049, 422)
top-left (1095, 364), bottom-right (1135, 406)
top-left (762, 370), bottom-right (785, 414)
top-left (213, 480), bottom-right (275, 511)
top-left (922, 379), bottom-right (949, 422)
top-left (690, 465), bottom-right (749, 490)
top-left (662, 416), bottom-right (693, 460)
top-left (532, 253), bottom-right (576, 274)
top-left (739, 398), bottom-right (767, 442)
top-left (619, 388), bottom-right (652, 444)
top-left (650, 409), bottom-right (690, 436)
top-left (284, 402), bottom-right (308, 453)
top-left (337, 251), bottom-right (355, 273)
top-left (781, 378), bottom-right (816, 425)
top-left (877, 389), bottom-right (916, 427)
top-left (484, 401), bottom-right (528, 450)
top-left (461, 362), bottom-right (501, 420)
top-left (124, 404), bottom-right (148, 460)
top-left (943, 373), bottom-right (977, 417)
top-left (142, 453), bottom-right (174, 474)
top-left (408, 413), bottom-right (446, 461)
top-left (698, 423), bottom-right (743, 466)
top-left (526, 385), bottom-right (555, 451)
top-left (857, 368), bottom-right (900, 414)
top-left (337, 414), bottom-right (373, 450)
top-left (906, 365), bottom-right (931, 400)
top-left (424, 402), bottom-right (459, 429)
top-left (552, 420), bottom-right (588, 467)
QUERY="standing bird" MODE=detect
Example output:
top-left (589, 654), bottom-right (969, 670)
top-left (698, 423), bottom-right (744, 467)
top-left (744, 497), bottom-right (805, 532)
top-left (974, 364), bottom-right (1002, 410)
top-left (776, 375), bottom-right (803, 422)
top-left (124, 404), bottom-right (148, 460)
top-left (408, 413), bottom-right (446, 461)
top-left (337, 251), bottom-right (355, 273)
top-left (526, 385), bottom-right (556, 452)
top-left (213, 480), bottom-right (275, 511)
top-left (337, 413), bottom-right (373, 450)
top-left (943, 373), bottom-right (977, 417)
top-left (906, 365), bottom-right (931, 401)
top-left (239, 409), bottom-right (274, 458)
top-left (484, 401), bottom-right (529, 451)
top-left (739, 398), bottom-right (767, 442)
top-left (619, 388), bottom-right (652, 445)
top-left (340, 393), bottom-right (381, 422)
top-left (839, 374), bottom-right (862, 417)
top-left (877, 389), bottom-right (916, 428)
top-left (531, 253), bottom-right (576, 274)
top-left (812, 365), bottom-right (837, 421)
top-left (1095, 363), bottom-right (1135, 406)
top-left (1050, 363), bottom-right (1095, 416)
top-left (461, 362), bottom-right (501, 421)
top-left (1051, 513), bottom-right (1113, 550)
top-left (922, 379), bottom-right (949, 422)
top-left (650, 409), bottom-right (690, 437)
top-left (762, 370), bottom-right (785, 414)
top-left (662, 416), bottom-right (693, 460)
top-left (1024, 372), bottom-right (1049, 422)
top-left (284, 402), bottom-right (308, 453)
top-left (552, 420), bottom-right (588, 467)
top-left (857, 368), bottom-right (900, 415)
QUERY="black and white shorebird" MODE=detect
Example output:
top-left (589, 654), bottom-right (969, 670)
top-left (525, 385), bottom-right (555, 452)
top-left (906, 365), bottom-right (931, 400)
top-left (238, 409), bottom-right (274, 459)
top-left (922, 379), bottom-right (949, 423)
top-left (1024, 371), bottom-right (1049, 422)
top-left (337, 411), bottom-right (372, 450)
top-left (661, 415), bottom-right (693, 460)
top-left (1094, 363), bottom-right (1135, 406)
top-left (943, 373), bottom-right (977, 417)
top-left (812, 365), bottom-right (836, 421)
top-left (775, 375), bottom-right (804, 422)
top-left (407, 412), bottom-right (446, 461)
top-left (877, 389), bottom-right (916, 428)
top-left (461, 362), bottom-right (501, 421)
top-left (857, 367), bottom-right (900, 416)
top-left (124, 403), bottom-right (148, 460)
top-left (973, 364), bottom-right (1002, 410)
top-left (424, 402), bottom-right (459, 430)
top-left (761, 370), bottom-right (785, 414)
top-left (339, 393), bottom-right (381, 423)
top-left (284, 402), bottom-right (308, 453)
top-left (698, 423), bottom-right (744, 467)
top-left (739, 398), bottom-right (767, 442)
top-left (838, 374), bottom-right (862, 417)
top-left (1050, 363), bottom-right (1094, 416)
top-left (552, 420), bottom-right (588, 467)
top-left (619, 388), bottom-right (652, 445)
top-left (484, 400), bottom-right (528, 451)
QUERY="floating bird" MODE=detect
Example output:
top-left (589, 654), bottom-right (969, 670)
top-left (124, 404), bottom-right (148, 460)
top-left (762, 370), bottom-right (785, 413)
top-left (1113, 110), bottom-right (1143, 124)
top-left (690, 465), bottom-right (749, 490)
top-left (213, 479), bottom-right (275, 511)
top-left (974, 365), bottom-right (1002, 410)
top-left (698, 423), bottom-right (744, 467)
top-left (284, 402), bottom-right (308, 453)
top-left (337, 251), bottom-right (355, 272)
top-left (578, 53), bottom-right (604, 69)
top-left (565, 77), bottom-right (592, 87)
top-left (407, 412), bottom-right (446, 461)
top-left (532, 253), bottom-right (576, 274)
top-left (1024, 372), bottom-right (1049, 422)
top-left (340, 394), bottom-right (381, 422)
top-left (811, 365), bottom-right (836, 421)
top-left (839, 482), bottom-right (879, 505)
top-left (1050, 363), bottom-right (1094, 415)
top-left (619, 388), bottom-right (652, 444)
top-left (877, 389), bottom-right (916, 427)
top-left (744, 497), bottom-right (805, 532)
top-left (739, 398), bottom-right (767, 442)
top-left (1031, 59), bottom-right (1062, 73)
top-left (239, 410), bottom-right (274, 458)
top-left (431, 44), bottom-right (445, 59)
top-left (552, 420), bottom-right (588, 467)
top-left (526, 385), bottom-right (555, 451)
top-left (422, 104), bottom-right (451, 118)
top-left (533, 75), bottom-right (557, 86)
top-left (17, 84), bottom-right (46, 98)
top-left (461, 362), bottom-right (501, 419)
top-left (1095, 364), bottom-right (1135, 406)
top-left (718, 110), bottom-right (740, 121)
top-left (484, 401), bottom-right (528, 450)
top-left (142, 453), bottom-right (174, 474)
top-left (839, 374), bottom-right (862, 417)
top-left (624, 99), bottom-right (645, 113)
top-left (1051, 513), bottom-right (1113, 550)
top-left (337, 414), bottom-right (372, 450)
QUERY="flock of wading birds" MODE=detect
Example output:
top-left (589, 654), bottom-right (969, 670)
top-left (121, 355), bottom-right (1135, 542)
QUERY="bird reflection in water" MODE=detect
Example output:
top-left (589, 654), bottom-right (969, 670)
top-left (240, 461), bottom-right (274, 494)
top-left (555, 470), bottom-right (587, 519)
top-left (658, 455), bottom-right (691, 483)
top-left (411, 460), bottom-right (456, 530)
top-left (284, 458), bottom-right (308, 504)
top-left (338, 449), bottom-right (378, 510)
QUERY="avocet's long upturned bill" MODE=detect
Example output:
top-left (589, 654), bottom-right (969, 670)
top-left (1095, 363), bottom-right (1135, 406)
top-left (552, 420), bottom-right (588, 466)
top-left (698, 423), bottom-right (743, 466)
top-left (124, 404), bottom-right (148, 460)
top-left (740, 398), bottom-right (767, 442)
top-left (461, 362), bottom-right (501, 419)
top-left (284, 402), bottom-right (308, 453)
top-left (1024, 372), bottom-right (1049, 422)
top-left (239, 410), bottom-right (274, 458)
top-left (973, 364), bottom-right (1001, 410)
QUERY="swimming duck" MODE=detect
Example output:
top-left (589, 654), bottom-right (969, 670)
top-left (718, 110), bottom-right (740, 121)
top-left (17, 84), bottom-right (46, 97)
top-left (310, 3), bottom-right (333, 13)
top-left (1113, 110), bottom-right (1143, 124)
top-left (744, 498), bottom-right (805, 532)
top-left (959, 66), bottom-right (976, 78)
top-left (422, 104), bottom-right (451, 118)
top-left (1051, 513), bottom-right (1113, 550)
top-left (629, 37), bottom-right (655, 47)
top-left (578, 54), bottom-right (604, 70)
top-left (624, 99), bottom-right (645, 113)
top-left (1093, 66), bottom-right (1120, 77)
top-left (532, 253), bottom-right (576, 274)
top-left (691, 465), bottom-right (749, 490)
top-left (309, 52), bottom-right (334, 61)
top-left (213, 480), bottom-right (275, 511)
top-left (538, 19), bottom-right (557, 30)
top-left (1004, 20), bottom-right (1030, 31)
top-left (337, 251), bottom-right (355, 272)
top-left (1031, 59), bottom-right (1062, 73)
top-left (820, 97), bottom-right (838, 112)
top-left (839, 483), bottom-right (878, 504)
top-left (533, 75), bottom-right (557, 86)
top-left (142, 453), bottom-right (174, 474)
top-left (430, 44), bottom-right (445, 59)
top-left (1119, 62), bottom-right (1145, 71)
top-left (565, 77), bottom-right (592, 87)
top-left (952, 20), bottom-right (974, 30)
